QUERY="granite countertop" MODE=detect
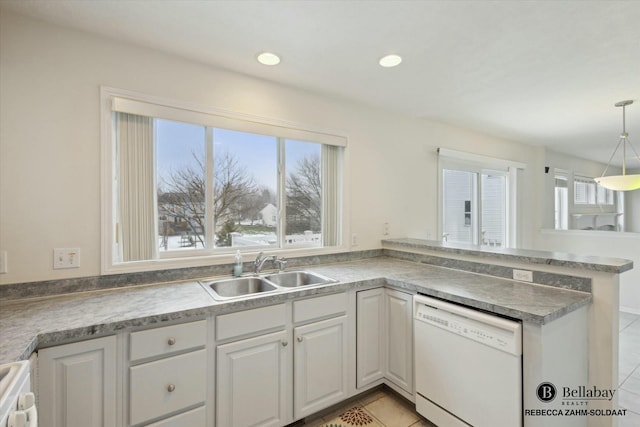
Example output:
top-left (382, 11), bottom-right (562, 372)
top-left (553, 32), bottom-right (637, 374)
top-left (383, 238), bottom-right (634, 274)
top-left (0, 257), bottom-right (591, 364)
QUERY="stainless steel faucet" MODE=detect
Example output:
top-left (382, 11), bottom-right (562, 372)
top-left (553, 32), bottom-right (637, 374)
top-left (254, 252), bottom-right (287, 274)
top-left (254, 252), bottom-right (277, 274)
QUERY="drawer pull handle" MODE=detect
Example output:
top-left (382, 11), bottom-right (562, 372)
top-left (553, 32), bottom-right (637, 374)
top-left (167, 337), bottom-right (176, 346)
top-left (281, 340), bottom-right (288, 347)
top-left (167, 384), bottom-right (176, 392)
top-left (297, 336), bottom-right (303, 342)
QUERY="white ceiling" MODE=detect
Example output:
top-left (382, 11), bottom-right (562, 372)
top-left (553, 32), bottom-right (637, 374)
top-left (3, 0), bottom-right (640, 165)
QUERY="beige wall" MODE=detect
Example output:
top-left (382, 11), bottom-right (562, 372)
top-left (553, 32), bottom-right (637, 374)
top-left (1, 11), bottom-right (541, 284)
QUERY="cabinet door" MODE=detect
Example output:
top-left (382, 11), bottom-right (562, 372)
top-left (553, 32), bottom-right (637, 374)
top-left (385, 289), bottom-right (413, 393)
top-left (356, 288), bottom-right (385, 388)
top-left (38, 335), bottom-right (117, 427)
top-left (294, 315), bottom-right (348, 419)
top-left (217, 330), bottom-right (289, 427)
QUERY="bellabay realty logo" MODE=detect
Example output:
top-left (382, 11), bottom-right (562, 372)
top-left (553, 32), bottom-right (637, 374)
top-left (537, 382), bottom-right (617, 403)
top-left (537, 382), bottom-right (557, 402)
top-left (526, 382), bottom-right (627, 418)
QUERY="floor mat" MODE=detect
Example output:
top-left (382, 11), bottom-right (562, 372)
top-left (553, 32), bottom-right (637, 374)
top-left (321, 406), bottom-right (383, 427)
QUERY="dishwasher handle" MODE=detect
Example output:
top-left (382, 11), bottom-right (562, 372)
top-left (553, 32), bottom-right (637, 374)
top-left (414, 294), bottom-right (522, 356)
top-left (414, 294), bottom-right (520, 333)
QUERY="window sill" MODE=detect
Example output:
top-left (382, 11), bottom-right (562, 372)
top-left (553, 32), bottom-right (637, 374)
top-left (102, 245), bottom-right (351, 275)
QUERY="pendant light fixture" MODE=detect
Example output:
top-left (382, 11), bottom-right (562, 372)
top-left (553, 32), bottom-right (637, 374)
top-left (593, 100), bottom-right (640, 191)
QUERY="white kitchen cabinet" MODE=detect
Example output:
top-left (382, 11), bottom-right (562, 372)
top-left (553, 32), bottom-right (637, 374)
top-left (385, 288), bottom-right (413, 393)
top-left (215, 293), bottom-right (351, 425)
top-left (38, 335), bottom-right (117, 427)
top-left (294, 315), bottom-right (348, 419)
top-left (356, 288), bottom-right (385, 387)
top-left (217, 330), bottom-right (289, 427)
top-left (128, 319), bottom-right (208, 426)
top-left (356, 288), bottom-right (413, 394)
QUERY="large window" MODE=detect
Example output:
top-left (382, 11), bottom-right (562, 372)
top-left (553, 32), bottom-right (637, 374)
top-left (103, 89), bottom-right (345, 269)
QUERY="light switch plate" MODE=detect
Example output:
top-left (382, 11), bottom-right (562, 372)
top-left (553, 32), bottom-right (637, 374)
top-left (54, 248), bottom-right (80, 269)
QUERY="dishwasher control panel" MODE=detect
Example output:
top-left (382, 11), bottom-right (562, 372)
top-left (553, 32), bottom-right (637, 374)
top-left (415, 295), bottom-right (522, 356)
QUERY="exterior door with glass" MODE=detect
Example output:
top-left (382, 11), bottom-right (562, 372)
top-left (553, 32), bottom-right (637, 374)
top-left (442, 168), bottom-right (508, 247)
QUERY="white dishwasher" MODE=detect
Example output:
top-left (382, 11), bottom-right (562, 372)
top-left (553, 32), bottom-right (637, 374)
top-left (414, 294), bottom-right (522, 427)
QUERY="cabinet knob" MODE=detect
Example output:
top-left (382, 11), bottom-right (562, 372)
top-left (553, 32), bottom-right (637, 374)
top-left (297, 336), bottom-right (303, 342)
top-left (167, 337), bottom-right (176, 346)
top-left (167, 384), bottom-right (176, 392)
top-left (281, 340), bottom-right (288, 347)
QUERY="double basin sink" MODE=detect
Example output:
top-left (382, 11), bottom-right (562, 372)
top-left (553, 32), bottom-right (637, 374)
top-left (200, 271), bottom-right (338, 301)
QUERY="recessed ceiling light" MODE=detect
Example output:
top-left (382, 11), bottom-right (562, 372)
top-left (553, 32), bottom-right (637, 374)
top-left (257, 52), bottom-right (281, 66)
top-left (379, 54), bottom-right (402, 68)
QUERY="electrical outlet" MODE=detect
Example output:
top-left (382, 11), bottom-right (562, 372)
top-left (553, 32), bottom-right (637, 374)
top-left (513, 269), bottom-right (533, 282)
top-left (0, 251), bottom-right (7, 274)
top-left (54, 248), bottom-right (81, 269)
top-left (351, 233), bottom-right (358, 246)
top-left (383, 222), bottom-right (389, 236)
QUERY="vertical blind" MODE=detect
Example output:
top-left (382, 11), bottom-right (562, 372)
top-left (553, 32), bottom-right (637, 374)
top-left (117, 113), bottom-right (157, 262)
top-left (321, 145), bottom-right (342, 246)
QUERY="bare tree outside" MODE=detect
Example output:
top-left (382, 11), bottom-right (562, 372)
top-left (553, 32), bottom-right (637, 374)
top-left (157, 147), bottom-right (322, 250)
top-left (157, 153), bottom-right (206, 248)
top-left (158, 150), bottom-right (257, 248)
top-left (213, 151), bottom-right (258, 229)
top-left (286, 154), bottom-right (322, 234)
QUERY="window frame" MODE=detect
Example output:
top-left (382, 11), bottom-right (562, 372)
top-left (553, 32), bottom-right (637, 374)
top-left (101, 87), bottom-right (349, 274)
top-left (573, 174), bottom-right (615, 207)
top-left (437, 148), bottom-right (524, 248)
top-left (574, 175), bottom-right (597, 205)
top-left (565, 172), bottom-right (622, 231)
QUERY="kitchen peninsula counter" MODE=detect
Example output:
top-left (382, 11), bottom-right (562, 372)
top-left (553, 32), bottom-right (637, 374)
top-left (382, 238), bottom-right (633, 273)
top-left (0, 256), bottom-right (592, 364)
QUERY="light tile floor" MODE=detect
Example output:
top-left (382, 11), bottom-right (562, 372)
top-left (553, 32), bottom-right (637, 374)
top-left (299, 311), bottom-right (640, 427)
top-left (618, 312), bottom-right (640, 426)
top-left (303, 387), bottom-right (435, 427)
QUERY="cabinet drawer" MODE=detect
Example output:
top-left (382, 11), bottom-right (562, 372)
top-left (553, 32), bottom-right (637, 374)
top-left (130, 350), bottom-right (206, 425)
top-left (145, 406), bottom-right (206, 427)
top-left (216, 303), bottom-right (286, 341)
top-left (293, 292), bottom-right (347, 323)
top-left (130, 320), bottom-right (206, 362)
